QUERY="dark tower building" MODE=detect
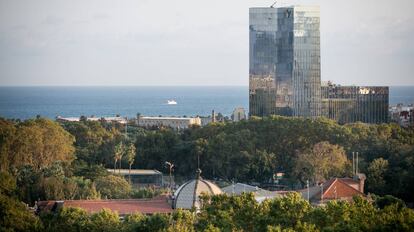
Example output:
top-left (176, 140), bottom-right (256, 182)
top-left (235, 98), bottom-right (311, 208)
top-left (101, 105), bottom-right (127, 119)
top-left (249, 6), bottom-right (321, 118)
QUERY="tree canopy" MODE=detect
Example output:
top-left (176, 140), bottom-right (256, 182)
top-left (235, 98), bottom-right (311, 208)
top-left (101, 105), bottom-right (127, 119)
top-left (35, 193), bottom-right (414, 232)
top-left (1, 118), bottom-right (75, 172)
top-left (1, 116), bottom-right (414, 231)
top-left (294, 141), bottom-right (349, 184)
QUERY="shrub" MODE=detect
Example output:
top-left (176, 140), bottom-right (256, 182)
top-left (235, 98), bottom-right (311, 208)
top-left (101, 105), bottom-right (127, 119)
top-left (95, 175), bottom-right (131, 199)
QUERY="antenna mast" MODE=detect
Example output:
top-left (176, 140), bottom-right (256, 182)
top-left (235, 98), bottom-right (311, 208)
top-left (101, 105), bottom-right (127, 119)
top-left (352, 152), bottom-right (355, 175)
top-left (197, 152), bottom-right (200, 170)
top-left (356, 152), bottom-right (359, 174)
top-left (270, 1), bottom-right (277, 8)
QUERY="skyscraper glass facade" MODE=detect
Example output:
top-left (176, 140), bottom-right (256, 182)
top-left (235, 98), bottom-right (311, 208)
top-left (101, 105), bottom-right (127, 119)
top-left (249, 5), bottom-right (388, 124)
top-left (321, 83), bottom-right (389, 124)
top-left (249, 6), bottom-right (321, 118)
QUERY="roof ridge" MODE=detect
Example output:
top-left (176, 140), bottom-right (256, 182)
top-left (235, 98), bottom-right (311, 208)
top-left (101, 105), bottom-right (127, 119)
top-left (336, 178), bottom-right (365, 195)
top-left (200, 179), bottom-right (215, 195)
top-left (174, 179), bottom-right (193, 209)
top-left (322, 178), bottom-right (338, 196)
top-left (322, 178), bottom-right (365, 199)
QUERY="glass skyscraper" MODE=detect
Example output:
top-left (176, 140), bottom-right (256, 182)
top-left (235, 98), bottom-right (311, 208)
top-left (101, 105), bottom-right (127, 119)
top-left (249, 6), bottom-right (321, 118)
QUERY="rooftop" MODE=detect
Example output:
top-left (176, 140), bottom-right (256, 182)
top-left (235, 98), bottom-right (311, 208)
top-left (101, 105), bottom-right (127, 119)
top-left (250, 5), bottom-right (320, 10)
top-left (299, 178), bottom-right (365, 203)
top-left (174, 169), bottom-right (222, 210)
top-left (139, 116), bottom-right (199, 120)
top-left (37, 195), bottom-right (173, 215)
top-left (107, 169), bottom-right (162, 175)
top-left (222, 183), bottom-right (281, 203)
top-left (56, 116), bottom-right (127, 123)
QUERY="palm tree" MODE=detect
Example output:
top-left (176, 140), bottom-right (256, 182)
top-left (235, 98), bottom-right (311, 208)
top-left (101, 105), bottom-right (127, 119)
top-left (195, 138), bottom-right (207, 169)
top-left (114, 142), bottom-right (124, 173)
top-left (118, 143), bottom-right (125, 174)
top-left (126, 143), bottom-right (136, 183)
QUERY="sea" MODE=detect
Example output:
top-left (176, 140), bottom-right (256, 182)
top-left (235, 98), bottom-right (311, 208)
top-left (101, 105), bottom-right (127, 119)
top-left (0, 86), bottom-right (413, 120)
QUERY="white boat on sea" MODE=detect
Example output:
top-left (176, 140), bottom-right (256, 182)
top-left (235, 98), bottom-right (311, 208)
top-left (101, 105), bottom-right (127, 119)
top-left (167, 100), bottom-right (177, 105)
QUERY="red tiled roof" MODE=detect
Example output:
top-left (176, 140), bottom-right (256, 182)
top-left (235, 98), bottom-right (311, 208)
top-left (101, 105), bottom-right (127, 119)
top-left (297, 177), bottom-right (365, 203)
top-left (339, 178), bottom-right (359, 186)
top-left (321, 178), bottom-right (336, 191)
top-left (38, 195), bottom-right (173, 215)
top-left (321, 178), bottom-right (364, 200)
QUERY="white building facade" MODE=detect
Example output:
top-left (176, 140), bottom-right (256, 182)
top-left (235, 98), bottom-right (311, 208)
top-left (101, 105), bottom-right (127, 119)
top-left (136, 116), bottom-right (201, 129)
top-left (231, 107), bottom-right (247, 122)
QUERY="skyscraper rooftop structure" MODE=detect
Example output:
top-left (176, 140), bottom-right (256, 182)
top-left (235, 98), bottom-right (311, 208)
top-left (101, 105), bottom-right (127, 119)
top-left (249, 5), bottom-right (321, 118)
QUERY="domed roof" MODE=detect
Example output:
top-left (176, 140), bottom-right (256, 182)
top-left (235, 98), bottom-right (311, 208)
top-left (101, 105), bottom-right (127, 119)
top-left (174, 169), bottom-right (222, 209)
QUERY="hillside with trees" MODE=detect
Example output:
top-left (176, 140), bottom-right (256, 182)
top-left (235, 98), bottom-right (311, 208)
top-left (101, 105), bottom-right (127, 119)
top-left (1, 116), bottom-right (414, 231)
top-left (1, 116), bottom-right (414, 203)
top-left (131, 116), bottom-right (414, 203)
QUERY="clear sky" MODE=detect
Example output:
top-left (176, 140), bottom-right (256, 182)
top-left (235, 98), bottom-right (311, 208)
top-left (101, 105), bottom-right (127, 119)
top-left (0, 0), bottom-right (413, 86)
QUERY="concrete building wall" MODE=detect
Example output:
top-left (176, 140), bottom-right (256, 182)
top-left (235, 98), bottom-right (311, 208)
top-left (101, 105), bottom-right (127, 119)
top-left (231, 107), bottom-right (247, 122)
top-left (137, 116), bottom-right (201, 129)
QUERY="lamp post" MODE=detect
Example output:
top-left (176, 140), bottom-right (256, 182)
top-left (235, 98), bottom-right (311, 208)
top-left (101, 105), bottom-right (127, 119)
top-left (165, 161), bottom-right (174, 194)
top-left (320, 183), bottom-right (324, 204)
top-left (306, 180), bottom-right (310, 201)
top-left (125, 116), bottom-right (128, 135)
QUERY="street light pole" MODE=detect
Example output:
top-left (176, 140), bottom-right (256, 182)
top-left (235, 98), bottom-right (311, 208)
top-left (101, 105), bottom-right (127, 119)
top-left (165, 161), bottom-right (174, 194)
top-left (307, 180), bottom-right (310, 201)
top-left (320, 183), bottom-right (323, 204)
top-left (125, 117), bottom-right (128, 135)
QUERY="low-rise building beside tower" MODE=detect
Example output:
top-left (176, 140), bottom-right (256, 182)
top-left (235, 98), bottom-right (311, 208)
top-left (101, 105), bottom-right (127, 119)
top-left (321, 82), bottom-right (389, 124)
top-left (231, 107), bottom-right (247, 122)
top-left (389, 104), bottom-right (414, 127)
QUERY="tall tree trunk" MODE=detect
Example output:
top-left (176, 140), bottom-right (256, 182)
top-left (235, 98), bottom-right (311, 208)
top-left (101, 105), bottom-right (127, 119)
top-left (114, 159), bottom-right (117, 173)
top-left (119, 159), bottom-right (122, 173)
top-left (129, 163), bottom-right (132, 184)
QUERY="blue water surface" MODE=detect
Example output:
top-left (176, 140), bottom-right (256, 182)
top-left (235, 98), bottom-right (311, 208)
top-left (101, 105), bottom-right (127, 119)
top-left (0, 86), bottom-right (412, 120)
top-left (0, 86), bottom-right (248, 120)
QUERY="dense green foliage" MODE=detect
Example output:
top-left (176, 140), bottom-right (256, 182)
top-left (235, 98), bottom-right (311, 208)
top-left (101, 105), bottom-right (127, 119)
top-left (95, 175), bottom-right (131, 199)
top-left (1, 116), bottom-right (414, 231)
top-left (130, 187), bottom-right (165, 199)
top-left (294, 141), bottom-right (349, 184)
top-left (0, 118), bottom-right (75, 172)
top-left (34, 193), bottom-right (414, 232)
top-left (131, 116), bottom-right (414, 202)
top-left (1, 116), bottom-right (414, 203)
top-left (0, 118), bottom-right (162, 203)
top-left (15, 163), bottom-right (101, 203)
top-left (0, 172), bottom-right (42, 232)
top-left (61, 120), bottom-right (123, 165)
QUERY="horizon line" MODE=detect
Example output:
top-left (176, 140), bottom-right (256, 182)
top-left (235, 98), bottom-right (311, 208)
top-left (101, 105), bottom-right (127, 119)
top-left (1, 85), bottom-right (413, 87)
top-left (0, 85), bottom-right (249, 87)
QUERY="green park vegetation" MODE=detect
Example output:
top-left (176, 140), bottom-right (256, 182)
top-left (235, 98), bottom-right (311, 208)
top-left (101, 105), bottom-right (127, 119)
top-left (131, 116), bottom-right (414, 202)
top-left (3, 181), bottom-right (414, 232)
top-left (1, 116), bottom-right (414, 231)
